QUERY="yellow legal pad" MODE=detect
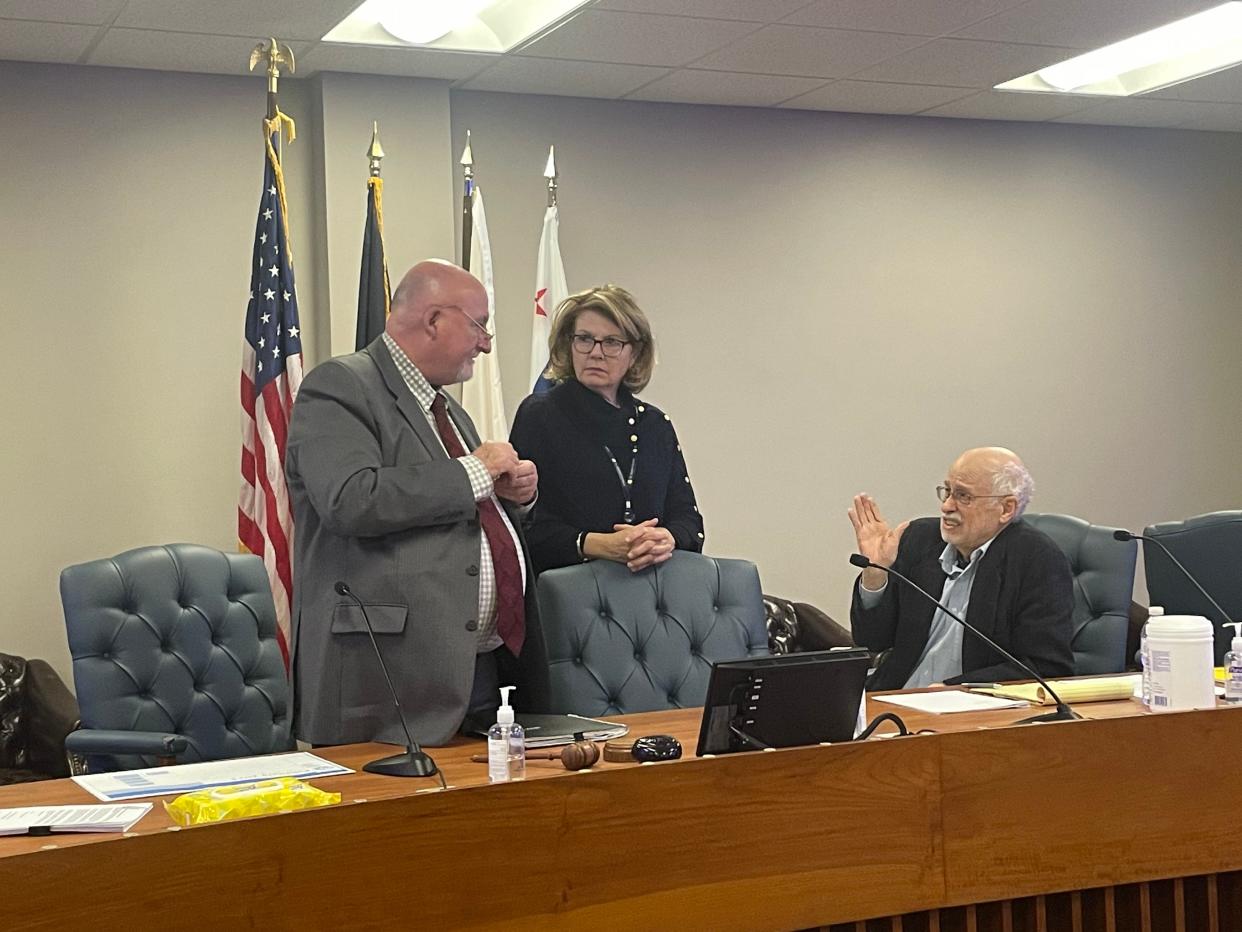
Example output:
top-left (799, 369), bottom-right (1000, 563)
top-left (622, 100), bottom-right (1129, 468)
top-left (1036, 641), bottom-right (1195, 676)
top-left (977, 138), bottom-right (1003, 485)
top-left (971, 675), bottom-right (1139, 706)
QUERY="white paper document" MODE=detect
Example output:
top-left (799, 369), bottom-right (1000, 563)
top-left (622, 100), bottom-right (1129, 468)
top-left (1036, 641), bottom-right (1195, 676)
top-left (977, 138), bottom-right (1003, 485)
top-left (0, 803), bottom-right (152, 835)
top-left (72, 751), bottom-right (353, 802)
top-left (873, 691), bottom-right (1030, 714)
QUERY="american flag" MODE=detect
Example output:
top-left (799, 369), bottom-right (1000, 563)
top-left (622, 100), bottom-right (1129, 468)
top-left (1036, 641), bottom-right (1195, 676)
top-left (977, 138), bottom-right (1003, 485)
top-left (239, 133), bottom-right (303, 666)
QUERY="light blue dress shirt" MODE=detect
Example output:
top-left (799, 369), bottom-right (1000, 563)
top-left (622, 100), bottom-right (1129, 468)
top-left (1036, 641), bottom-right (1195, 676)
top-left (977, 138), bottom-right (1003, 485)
top-left (858, 536), bottom-right (997, 688)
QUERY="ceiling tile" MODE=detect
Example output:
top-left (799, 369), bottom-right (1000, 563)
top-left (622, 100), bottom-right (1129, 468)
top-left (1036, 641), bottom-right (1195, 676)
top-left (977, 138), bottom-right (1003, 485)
top-left (919, 89), bottom-right (1093, 121)
top-left (301, 44), bottom-right (495, 81)
top-left (780, 79), bottom-right (974, 114)
top-left (854, 37), bottom-right (1077, 87)
top-left (112, 0), bottom-right (359, 42)
top-left (461, 56), bottom-right (670, 97)
top-left (517, 10), bottom-right (754, 66)
top-left (592, 0), bottom-right (807, 21)
top-left (0, 19), bottom-right (97, 62)
top-left (954, 0), bottom-right (1219, 50)
top-left (1053, 96), bottom-right (1230, 128)
top-left (627, 68), bottom-right (825, 106)
top-left (87, 29), bottom-right (313, 76)
top-left (781, 0), bottom-right (1027, 37)
top-left (0, 0), bottom-right (125, 24)
top-left (693, 24), bottom-right (927, 78)
top-left (1148, 65), bottom-right (1242, 103)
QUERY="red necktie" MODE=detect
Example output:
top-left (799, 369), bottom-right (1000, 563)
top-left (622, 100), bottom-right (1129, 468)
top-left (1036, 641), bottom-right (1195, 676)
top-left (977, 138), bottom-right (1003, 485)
top-left (430, 394), bottom-right (526, 656)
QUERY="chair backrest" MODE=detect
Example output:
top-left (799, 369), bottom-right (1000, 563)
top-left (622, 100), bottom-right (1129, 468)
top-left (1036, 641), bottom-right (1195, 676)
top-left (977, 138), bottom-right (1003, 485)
top-left (536, 551), bottom-right (770, 716)
top-left (1023, 513), bottom-right (1136, 675)
top-left (1144, 510), bottom-right (1242, 664)
top-left (60, 544), bottom-right (291, 770)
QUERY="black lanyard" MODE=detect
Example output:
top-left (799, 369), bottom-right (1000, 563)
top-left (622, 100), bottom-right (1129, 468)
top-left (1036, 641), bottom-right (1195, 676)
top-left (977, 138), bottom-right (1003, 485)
top-left (602, 444), bottom-right (637, 523)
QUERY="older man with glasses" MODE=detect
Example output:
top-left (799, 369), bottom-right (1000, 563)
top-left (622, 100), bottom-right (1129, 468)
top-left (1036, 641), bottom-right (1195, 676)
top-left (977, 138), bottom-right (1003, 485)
top-left (285, 259), bottom-right (547, 749)
top-left (847, 446), bottom-right (1074, 690)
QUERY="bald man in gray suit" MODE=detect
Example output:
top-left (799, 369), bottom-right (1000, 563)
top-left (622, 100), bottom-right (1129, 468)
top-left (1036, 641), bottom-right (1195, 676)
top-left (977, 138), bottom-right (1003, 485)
top-left (286, 260), bottom-right (546, 747)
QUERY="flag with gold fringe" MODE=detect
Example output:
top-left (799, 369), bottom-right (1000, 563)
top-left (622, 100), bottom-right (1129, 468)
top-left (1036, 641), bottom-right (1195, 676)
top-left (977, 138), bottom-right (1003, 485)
top-left (239, 119), bottom-right (303, 667)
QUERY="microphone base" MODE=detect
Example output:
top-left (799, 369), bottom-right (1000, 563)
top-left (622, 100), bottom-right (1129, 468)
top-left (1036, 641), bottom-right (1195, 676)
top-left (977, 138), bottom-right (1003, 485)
top-left (363, 749), bottom-right (440, 778)
top-left (1016, 705), bottom-right (1081, 724)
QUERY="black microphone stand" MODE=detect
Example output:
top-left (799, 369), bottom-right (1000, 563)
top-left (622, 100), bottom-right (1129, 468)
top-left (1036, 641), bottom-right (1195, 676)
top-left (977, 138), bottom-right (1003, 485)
top-left (850, 554), bottom-right (1079, 723)
top-left (334, 582), bottom-right (443, 782)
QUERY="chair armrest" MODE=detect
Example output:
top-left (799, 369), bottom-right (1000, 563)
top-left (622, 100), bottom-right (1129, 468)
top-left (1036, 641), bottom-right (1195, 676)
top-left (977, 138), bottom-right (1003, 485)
top-left (65, 729), bottom-right (188, 758)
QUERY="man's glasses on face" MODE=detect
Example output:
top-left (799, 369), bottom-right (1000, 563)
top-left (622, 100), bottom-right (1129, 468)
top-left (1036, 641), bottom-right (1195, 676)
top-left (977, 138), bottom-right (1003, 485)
top-left (435, 304), bottom-right (494, 341)
top-left (571, 333), bottom-right (633, 357)
top-left (935, 485), bottom-right (1010, 507)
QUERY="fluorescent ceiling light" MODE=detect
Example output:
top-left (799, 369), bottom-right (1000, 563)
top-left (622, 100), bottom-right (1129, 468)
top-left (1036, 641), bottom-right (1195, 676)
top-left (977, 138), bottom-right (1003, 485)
top-left (996, 2), bottom-right (1242, 97)
top-left (323, 0), bottom-right (590, 54)
top-left (380, 0), bottom-right (493, 45)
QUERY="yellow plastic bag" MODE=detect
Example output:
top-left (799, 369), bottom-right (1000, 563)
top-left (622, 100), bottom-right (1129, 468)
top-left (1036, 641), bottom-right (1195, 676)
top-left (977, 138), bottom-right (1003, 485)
top-left (164, 776), bottom-right (340, 826)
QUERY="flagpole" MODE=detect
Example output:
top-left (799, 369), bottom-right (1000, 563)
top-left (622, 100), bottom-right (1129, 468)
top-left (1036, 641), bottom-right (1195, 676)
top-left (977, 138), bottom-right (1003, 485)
top-left (545, 144), bottom-right (558, 208)
top-left (460, 130), bottom-right (474, 271)
top-left (368, 120), bottom-right (385, 178)
top-left (249, 38), bottom-right (296, 152)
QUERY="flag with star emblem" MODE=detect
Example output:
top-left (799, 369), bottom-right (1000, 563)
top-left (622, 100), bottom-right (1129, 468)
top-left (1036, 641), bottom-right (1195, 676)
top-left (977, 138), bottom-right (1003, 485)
top-left (239, 132), bottom-right (304, 667)
top-left (356, 176), bottom-right (389, 350)
top-left (530, 202), bottom-right (567, 394)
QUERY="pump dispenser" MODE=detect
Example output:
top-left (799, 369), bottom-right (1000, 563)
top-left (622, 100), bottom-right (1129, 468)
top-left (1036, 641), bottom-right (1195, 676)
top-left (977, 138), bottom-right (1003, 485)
top-left (487, 686), bottom-right (526, 782)
top-left (1225, 623), bottom-right (1242, 704)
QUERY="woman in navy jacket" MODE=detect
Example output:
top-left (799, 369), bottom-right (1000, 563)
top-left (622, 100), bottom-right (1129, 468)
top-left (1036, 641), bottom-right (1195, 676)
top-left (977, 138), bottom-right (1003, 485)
top-left (510, 285), bottom-right (704, 574)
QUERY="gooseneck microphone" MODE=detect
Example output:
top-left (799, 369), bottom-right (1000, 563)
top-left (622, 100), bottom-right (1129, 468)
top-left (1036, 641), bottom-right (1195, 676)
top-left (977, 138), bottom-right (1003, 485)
top-left (334, 581), bottom-right (443, 784)
top-left (849, 554), bottom-right (1079, 723)
top-left (1112, 530), bottom-right (1233, 630)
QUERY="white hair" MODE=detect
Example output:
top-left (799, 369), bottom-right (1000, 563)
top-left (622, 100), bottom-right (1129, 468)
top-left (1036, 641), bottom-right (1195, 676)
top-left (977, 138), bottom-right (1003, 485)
top-left (992, 461), bottom-right (1034, 516)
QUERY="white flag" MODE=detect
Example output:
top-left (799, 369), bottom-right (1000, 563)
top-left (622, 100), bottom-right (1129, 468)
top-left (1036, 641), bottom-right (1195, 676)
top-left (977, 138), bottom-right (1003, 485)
top-left (530, 203), bottom-right (568, 393)
top-left (461, 186), bottom-right (508, 441)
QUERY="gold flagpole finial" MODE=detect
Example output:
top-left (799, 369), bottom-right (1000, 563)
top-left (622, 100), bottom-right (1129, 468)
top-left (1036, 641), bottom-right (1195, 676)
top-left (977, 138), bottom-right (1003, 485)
top-left (249, 37), bottom-right (296, 97)
top-left (367, 121), bottom-right (385, 178)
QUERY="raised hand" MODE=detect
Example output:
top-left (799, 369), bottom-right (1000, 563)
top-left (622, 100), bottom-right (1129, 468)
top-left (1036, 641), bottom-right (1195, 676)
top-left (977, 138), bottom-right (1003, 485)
top-left (848, 494), bottom-right (909, 590)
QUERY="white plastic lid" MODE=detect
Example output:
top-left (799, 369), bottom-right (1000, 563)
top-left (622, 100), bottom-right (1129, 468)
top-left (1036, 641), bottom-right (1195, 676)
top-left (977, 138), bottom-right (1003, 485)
top-left (1147, 605), bottom-right (1164, 617)
top-left (496, 685), bottom-right (516, 725)
top-left (1234, 636), bottom-right (1242, 654)
top-left (1146, 615), bottom-right (1213, 638)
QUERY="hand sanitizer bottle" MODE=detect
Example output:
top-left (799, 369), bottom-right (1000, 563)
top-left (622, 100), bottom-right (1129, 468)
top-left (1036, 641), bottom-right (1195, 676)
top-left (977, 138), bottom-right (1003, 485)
top-left (487, 686), bottom-right (525, 782)
top-left (1141, 606), bottom-right (1163, 710)
top-left (1225, 625), bottom-right (1242, 705)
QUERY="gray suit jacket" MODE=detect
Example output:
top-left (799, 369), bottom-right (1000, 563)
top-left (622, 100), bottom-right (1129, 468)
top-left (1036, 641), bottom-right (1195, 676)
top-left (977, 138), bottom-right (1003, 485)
top-left (285, 339), bottom-right (546, 746)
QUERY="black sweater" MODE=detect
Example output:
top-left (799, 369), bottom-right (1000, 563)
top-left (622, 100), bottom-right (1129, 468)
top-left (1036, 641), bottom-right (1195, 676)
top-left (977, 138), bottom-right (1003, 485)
top-left (509, 380), bottom-right (704, 573)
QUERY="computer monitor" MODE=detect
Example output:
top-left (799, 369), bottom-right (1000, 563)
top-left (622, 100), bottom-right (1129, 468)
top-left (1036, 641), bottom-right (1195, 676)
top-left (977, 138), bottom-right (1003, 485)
top-left (695, 648), bottom-right (871, 756)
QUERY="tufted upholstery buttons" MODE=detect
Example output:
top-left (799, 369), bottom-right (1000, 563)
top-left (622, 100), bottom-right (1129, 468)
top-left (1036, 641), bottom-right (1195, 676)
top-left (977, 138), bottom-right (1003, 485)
top-left (59, 542), bottom-right (294, 771)
top-left (535, 552), bottom-right (767, 717)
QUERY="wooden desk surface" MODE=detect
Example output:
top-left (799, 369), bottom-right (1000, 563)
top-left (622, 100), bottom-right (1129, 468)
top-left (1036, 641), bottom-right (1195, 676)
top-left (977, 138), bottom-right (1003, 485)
top-left (0, 693), bottom-right (1235, 930)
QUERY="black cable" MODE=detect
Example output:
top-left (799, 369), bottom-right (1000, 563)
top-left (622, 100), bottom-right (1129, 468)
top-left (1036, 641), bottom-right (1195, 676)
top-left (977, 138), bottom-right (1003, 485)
top-left (854, 711), bottom-right (910, 740)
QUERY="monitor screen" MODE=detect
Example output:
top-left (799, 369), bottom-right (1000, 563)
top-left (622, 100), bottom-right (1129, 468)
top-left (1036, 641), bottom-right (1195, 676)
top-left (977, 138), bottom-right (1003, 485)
top-left (695, 648), bottom-right (871, 756)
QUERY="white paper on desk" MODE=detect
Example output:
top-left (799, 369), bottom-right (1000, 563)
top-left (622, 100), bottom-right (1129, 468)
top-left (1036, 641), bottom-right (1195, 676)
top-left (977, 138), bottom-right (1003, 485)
top-left (873, 691), bottom-right (1029, 714)
top-left (72, 751), bottom-right (353, 802)
top-left (0, 803), bottom-right (152, 835)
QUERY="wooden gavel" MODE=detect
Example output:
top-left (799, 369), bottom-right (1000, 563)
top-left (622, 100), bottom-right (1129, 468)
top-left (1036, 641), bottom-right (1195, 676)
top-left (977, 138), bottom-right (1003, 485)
top-left (471, 740), bottom-right (601, 771)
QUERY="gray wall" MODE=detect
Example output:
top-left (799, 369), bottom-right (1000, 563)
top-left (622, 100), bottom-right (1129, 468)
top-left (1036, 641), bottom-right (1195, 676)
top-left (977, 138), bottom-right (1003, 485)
top-left (451, 89), bottom-right (1242, 612)
top-left (1, 59), bottom-right (1239, 684)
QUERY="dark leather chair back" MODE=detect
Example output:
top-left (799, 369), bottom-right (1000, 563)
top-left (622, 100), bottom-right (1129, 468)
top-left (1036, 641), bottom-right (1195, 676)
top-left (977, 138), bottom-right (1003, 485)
top-left (1144, 511), bottom-right (1242, 664)
top-left (536, 551), bottom-right (769, 716)
top-left (1023, 513), bottom-right (1136, 675)
top-left (0, 653), bottom-right (79, 784)
top-left (60, 544), bottom-right (291, 770)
